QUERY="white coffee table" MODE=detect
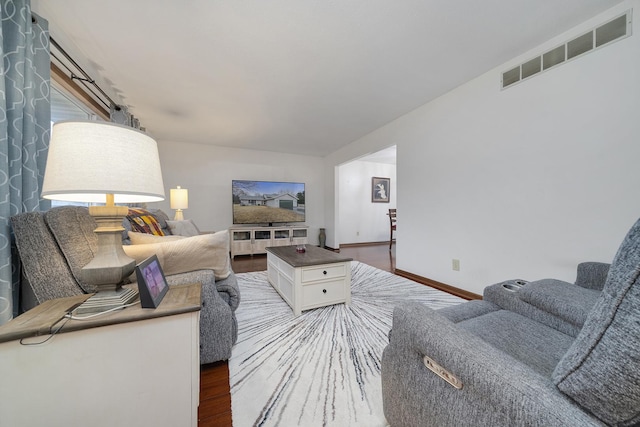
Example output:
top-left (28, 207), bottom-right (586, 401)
top-left (266, 245), bottom-right (352, 316)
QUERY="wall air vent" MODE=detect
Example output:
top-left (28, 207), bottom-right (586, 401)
top-left (502, 9), bottom-right (632, 89)
top-left (521, 57), bottom-right (541, 79)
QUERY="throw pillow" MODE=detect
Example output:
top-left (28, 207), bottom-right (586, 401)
top-left (122, 230), bottom-right (231, 280)
top-left (127, 208), bottom-right (165, 236)
top-left (148, 209), bottom-right (170, 232)
top-left (128, 231), bottom-right (185, 245)
top-left (166, 219), bottom-right (200, 237)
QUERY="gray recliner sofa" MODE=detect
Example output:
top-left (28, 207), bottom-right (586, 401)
top-left (11, 206), bottom-right (240, 364)
top-left (382, 217), bottom-right (640, 426)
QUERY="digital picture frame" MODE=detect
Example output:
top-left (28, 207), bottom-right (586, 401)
top-left (135, 255), bottom-right (169, 308)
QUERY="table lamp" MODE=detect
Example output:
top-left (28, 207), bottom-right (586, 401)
top-left (41, 121), bottom-right (165, 313)
top-left (170, 186), bottom-right (188, 220)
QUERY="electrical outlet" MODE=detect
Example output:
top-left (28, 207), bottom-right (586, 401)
top-left (452, 259), bottom-right (460, 271)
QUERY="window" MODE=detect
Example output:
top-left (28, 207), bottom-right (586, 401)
top-left (51, 82), bottom-right (99, 123)
top-left (49, 82), bottom-right (103, 207)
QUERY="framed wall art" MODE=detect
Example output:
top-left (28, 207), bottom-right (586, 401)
top-left (372, 177), bottom-right (390, 203)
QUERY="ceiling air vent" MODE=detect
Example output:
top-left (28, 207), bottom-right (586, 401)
top-left (502, 9), bottom-right (632, 89)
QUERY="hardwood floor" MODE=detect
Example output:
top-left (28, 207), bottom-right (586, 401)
top-left (198, 243), bottom-right (395, 426)
top-left (199, 361), bottom-right (232, 426)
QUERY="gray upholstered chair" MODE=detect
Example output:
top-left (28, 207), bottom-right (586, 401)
top-left (11, 206), bottom-right (240, 364)
top-left (382, 217), bottom-right (640, 426)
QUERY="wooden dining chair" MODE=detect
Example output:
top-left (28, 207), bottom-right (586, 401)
top-left (388, 209), bottom-right (396, 250)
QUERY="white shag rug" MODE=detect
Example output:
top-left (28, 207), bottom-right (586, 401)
top-left (229, 261), bottom-right (464, 427)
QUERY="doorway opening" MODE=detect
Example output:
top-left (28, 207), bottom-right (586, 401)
top-left (336, 145), bottom-right (396, 247)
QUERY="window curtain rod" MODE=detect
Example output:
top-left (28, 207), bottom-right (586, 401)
top-left (49, 35), bottom-right (118, 111)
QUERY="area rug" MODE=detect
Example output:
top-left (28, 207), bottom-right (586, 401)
top-left (229, 261), bottom-right (464, 427)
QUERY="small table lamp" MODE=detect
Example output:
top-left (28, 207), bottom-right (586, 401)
top-left (170, 186), bottom-right (188, 220)
top-left (42, 121), bottom-right (165, 313)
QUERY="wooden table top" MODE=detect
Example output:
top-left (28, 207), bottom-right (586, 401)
top-left (0, 283), bottom-right (201, 344)
top-left (266, 245), bottom-right (352, 267)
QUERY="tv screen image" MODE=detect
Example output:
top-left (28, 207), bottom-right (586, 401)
top-left (232, 180), bottom-right (305, 225)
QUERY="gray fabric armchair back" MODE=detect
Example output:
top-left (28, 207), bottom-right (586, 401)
top-left (11, 211), bottom-right (85, 310)
top-left (44, 206), bottom-right (100, 293)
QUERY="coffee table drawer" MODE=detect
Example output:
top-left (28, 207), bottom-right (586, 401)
top-left (301, 264), bottom-right (347, 283)
top-left (302, 280), bottom-right (347, 307)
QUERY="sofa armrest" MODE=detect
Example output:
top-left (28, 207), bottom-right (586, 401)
top-left (575, 262), bottom-right (610, 291)
top-left (519, 279), bottom-right (600, 327)
top-left (166, 269), bottom-right (236, 363)
top-left (215, 273), bottom-right (240, 311)
top-left (382, 302), bottom-right (602, 426)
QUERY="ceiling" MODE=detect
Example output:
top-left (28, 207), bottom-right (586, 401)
top-left (33, 0), bottom-right (622, 157)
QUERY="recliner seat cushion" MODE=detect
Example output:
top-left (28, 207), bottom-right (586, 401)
top-left (553, 217), bottom-right (640, 426)
top-left (458, 309), bottom-right (574, 377)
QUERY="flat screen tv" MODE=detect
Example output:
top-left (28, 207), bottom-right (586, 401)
top-left (232, 180), bottom-right (305, 226)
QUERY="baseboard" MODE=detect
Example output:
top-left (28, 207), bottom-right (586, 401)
top-left (394, 269), bottom-right (482, 301)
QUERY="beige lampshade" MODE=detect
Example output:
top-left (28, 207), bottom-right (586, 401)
top-left (42, 120), bottom-right (165, 203)
top-left (170, 186), bottom-right (189, 210)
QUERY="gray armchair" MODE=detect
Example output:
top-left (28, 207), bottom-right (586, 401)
top-left (382, 217), bottom-right (640, 426)
top-left (11, 206), bottom-right (239, 364)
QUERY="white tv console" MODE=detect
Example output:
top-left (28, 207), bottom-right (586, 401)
top-left (229, 225), bottom-right (309, 259)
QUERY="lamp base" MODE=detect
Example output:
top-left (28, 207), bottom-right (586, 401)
top-left (74, 287), bottom-right (139, 315)
top-left (174, 209), bottom-right (184, 221)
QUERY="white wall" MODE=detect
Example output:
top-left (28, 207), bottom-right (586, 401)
top-left (148, 140), bottom-right (326, 244)
top-left (326, 1), bottom-right (640, 294)
top-left (338, 160), bottom-right (396, 244)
